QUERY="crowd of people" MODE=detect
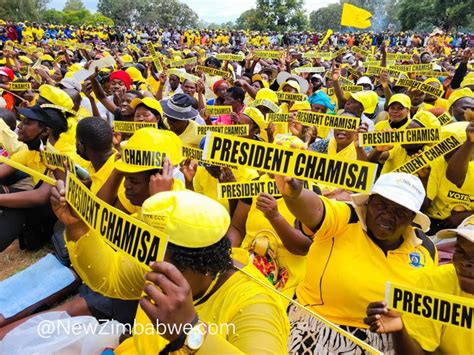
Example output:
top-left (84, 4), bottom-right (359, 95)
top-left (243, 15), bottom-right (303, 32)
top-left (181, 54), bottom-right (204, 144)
top-left (0, 18), bottom-right (473, 354)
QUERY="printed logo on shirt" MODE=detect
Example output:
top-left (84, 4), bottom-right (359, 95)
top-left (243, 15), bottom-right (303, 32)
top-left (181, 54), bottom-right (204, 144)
top-left (408, 251), bottom-right (425, 268)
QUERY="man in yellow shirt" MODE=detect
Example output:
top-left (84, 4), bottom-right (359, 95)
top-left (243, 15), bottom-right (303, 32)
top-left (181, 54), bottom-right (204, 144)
top-left (364, 215), bottom-right (474, 354)
top-left (50, 186), bottom-right (290, 354)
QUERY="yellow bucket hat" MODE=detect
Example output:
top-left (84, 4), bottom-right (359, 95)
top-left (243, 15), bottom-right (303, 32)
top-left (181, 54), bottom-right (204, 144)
top-left (40, 54), bottom-right (54, 62)
top-left (447, 88), bottom-right (473, 111)
top-left (141, 190), bottom-right (230, 248)
top-left (255, 88), bottom-right (278, 103)
top-left (242, 107), bottom-right (266, 131)
top-left (130, 97), bottom-right (163, 118)
top-left (388, 93), bottom-right (411, 109)
top-left (411, 110), bottom-right (441, 128)
top-left (126, 66), bottom-right (145, 83)
top-left (350, 91), bottom-right (378, 114)
top-left (39, 85), bottom-right (74, 110)
top-left (115, 128), bottom-right (183, 173)
top-left (289, 100), bottom-right (311, 112)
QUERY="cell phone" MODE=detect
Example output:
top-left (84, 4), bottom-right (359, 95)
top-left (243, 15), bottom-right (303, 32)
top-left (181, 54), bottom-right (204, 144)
top-left (75, 164), bottom-right (90, 180)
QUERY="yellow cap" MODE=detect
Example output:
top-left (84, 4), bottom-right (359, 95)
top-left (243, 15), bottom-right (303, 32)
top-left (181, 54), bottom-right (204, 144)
top-left (274, 134), bottom-right (307, 149)
top-left (460, 76), bottom-right (474, 89)
top-left (411, 110), bottom-right (441, 128)
top-left (68, 63), bottom-right (83, 72)
top-left (126, 66), bottom-right (145, 83)
top-left (130, 97), bottom-right (163, 118)
top-left (242, 107), bottom-right (266, 131)
top-left (141, 190), bottom-right (230, 248)
top-left (39, 85), bottom-right (74, 110)
top-left (440, 121), bottom-right (468, 142)
top-left (447, 88), bottom-right (473, 110)
top-left (18, 55), bottom-right (33, 64)
top-left (255, 88), bottom-right (278, 104)
top-left (115, 128), bottom-right (183, 173)
top-left (40, 54), bottom-right (54, 62)
top-left (388, 93), bottom-right (411, 109)
top-left (251, 74), bottom-right (269, 89)
top-left (120, 54), bottom-right (133, 63)
top-left (278, 80), bottom-right (301, 93)
top-left (351, 91), bottom-right (378, 114)
top-left (289, 100), bottom-right (311, 112)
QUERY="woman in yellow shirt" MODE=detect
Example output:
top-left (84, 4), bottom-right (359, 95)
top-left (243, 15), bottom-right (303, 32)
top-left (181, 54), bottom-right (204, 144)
top-left (374, 93), bottom-right (412, 131)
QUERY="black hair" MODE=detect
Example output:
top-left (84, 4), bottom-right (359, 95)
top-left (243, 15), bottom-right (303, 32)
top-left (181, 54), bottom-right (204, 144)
top-left (226, 86), bottom-right (245, 103)
top-left (204, 56), bottom-right (222, 69)
top-left (126, 90), bottom-right (144, 99)
top-left (76, 116), bottom-right (112, 152)
top-left (166, 236), bottom-right (233, 277)
top-left (42, 108), bottom-right (68, 140)
top-left (0, 108), bottom-right (17, 131)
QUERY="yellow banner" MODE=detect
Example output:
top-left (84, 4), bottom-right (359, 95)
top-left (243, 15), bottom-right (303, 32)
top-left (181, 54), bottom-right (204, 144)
top-left (365, 66), bottom-right (405, 78)
top-left (437, 112), bottom-right (452, 126)
top-left (218, 180), bottom-right (282, 199)
top-left (386, 282), bottom-right (473, 330)
top-left (146, 42), bottom-right (157, 56)
top-left (248, 99), bottom-right (280, 113)
top-left (113, 121), bottom-right (157, 134)
top-left (351, 46), bottom-right (369, 56)
top-left (327, 85), bottom-right (363, 96)
top-left (182, 145), bottom-right (236, 169)
top-left (66, 173), bottom-right (168, 267)
top-left (152, 56), bottom-right (163, 72)
top-left (386, 53), bottom-right (412, 60)
top-left (205, 105), bottom-right (233, 116)
top-left (128, 44), bottom-right (140, 53)
top-left (276, 92), bottom-right (307, 102)
top-left (170, 57), bottom-right (197, 68)
top-left (302, 52), bottom-right (332, 60)
top-left (202, 132), bottom-right (377, 193)
top-left (122, 147), bottom-right (168, 169)
top-left (195, 65), bottom-right (230, 78)
top-left (393, 135), bottom-right (463, 174)
top-left (0, 155), bottom-right (56, 186)
top-left (8, 82), bottom-right (32, 91)
top-left (324, 71), bottom-right (354, 85)
top-left (252, 50), bottom-right (284, 59)
top-left (168, 69), bottom-right (199, 83)
top-left (416, 71), bottom-right (450, 78)
top-left (215, 53), bottom-right (245, 61)
top-left (359, 128), bottom-right (441, 147)
top-left (389, 63), bottom-right (434, 72)
top-left (197, 124), bottom-right (249, 136)
top-left (296, 111), bottom-right (360, 131)
top-left (267, 113), bottom-right (290, 123)
top-left (40, 150), bottom-right (75, 172)
top-left (292, 67), bottom-right (325, 74)
top-left (362, 60), bottom-right (396, 67)
top-left (395, 78), bottom-right (443, 97)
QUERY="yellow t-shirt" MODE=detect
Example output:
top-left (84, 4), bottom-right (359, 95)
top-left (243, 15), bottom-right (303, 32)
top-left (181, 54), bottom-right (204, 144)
top-left (66, 230), bottom-right (290, 354)
top-left (90, 153), bottom-right (116, 195)
top-left (374, 118), bottom-right (411, 131)
top-left (10, 149), bottom-right (45, 185)
top-left (240, 174), bottom-right (308, 299)
top-left (296, 197), bottom-right (438, 328)
top-left (193, 165), bottom-right (259, 212)
top-left (404, 264), bottom-right (474, 354)
top-left (177, 120), bottom-right (202, 147)
top-left (425, 158), bottom-right (474, 220)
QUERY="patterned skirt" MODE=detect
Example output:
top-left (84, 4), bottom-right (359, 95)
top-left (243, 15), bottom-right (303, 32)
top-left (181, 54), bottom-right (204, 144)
top-left (287, 303), bottom-right (394, 354)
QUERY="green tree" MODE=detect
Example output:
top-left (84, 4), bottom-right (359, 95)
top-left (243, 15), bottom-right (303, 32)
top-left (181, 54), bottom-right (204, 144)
top-left (309, 3), bottom-right (342, 32)
top-left (85, 13), bottom-right (114, 27)
top-left (134, 0), bottom-right (199, 27)
top-left (0, 0), bottom-right (49, 21)
top-left (235, 9), bottom-right (265, 30)
top-left (62, 9), bottom-right (91, 26)
top-left (97, 0), bottom-right (139, 25)
top-left (41, 9), bottom-right (65, 24)
top-left (63, 0), bottom-right (85, 12)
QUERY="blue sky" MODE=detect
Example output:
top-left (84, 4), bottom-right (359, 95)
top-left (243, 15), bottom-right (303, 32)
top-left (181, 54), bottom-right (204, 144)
top-left (47, 0), bottom-right (337, 23)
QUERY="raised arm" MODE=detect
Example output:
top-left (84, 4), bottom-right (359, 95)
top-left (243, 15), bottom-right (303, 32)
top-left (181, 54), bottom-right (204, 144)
top-left (446, 120), bottom-right (474, 188)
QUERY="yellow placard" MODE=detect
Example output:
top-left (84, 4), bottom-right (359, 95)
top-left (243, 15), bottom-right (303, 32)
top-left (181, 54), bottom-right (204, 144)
top-left (182, 145), bottom-right (236, 169)
top-left (292, 67), bottom-right (325, 74)
top-left (27, 66), bottom-right (41, 84)
top-left (393, 135), bottom-right (463, 174)
top-left (195, 65), bottom-right (230, 78)
top-left (296, 111), bottom-right (360, 131)
top-left (365, 66), bottom-right (405, 78)
top-left (122, 147), bottom-right (168, 170)
top-left (8, 82), bottom-right (32, 91)
top-left (138, 56), bottom-right (152, 63)
top-left (437, 112), bottom-right (452, 126)
top-left (215, 53), bottom-right (245, 61)
top-left (416, 71), bottom-right (450, 77)
top-left (218, 180), bottom-right (282, 199)
top-left (327, 85), bottom-right (363, 96)
top-left (128, 44), bottom-right (140, 53)
top-left (267, 113), bottom-right (290, 123)
top-left (0, 155), bottom-right (56, 186)
top-left (386, 53), bottom-right (412, 60)
top-left (151, 56), bottom-right (163, 72)
top-left (351, 46), bottom-right (370, 56)
top-left (324, 71), bottom-right (354, 85)
top-left (395, 78), bottom-right (443, 97)
top-left (170, 57), bottom-right (197, 68)
top-left (66, 173), bottom-right (168, 267)
top-left (55, 40), bottom-right (69, 47)
top-left (275, 92), bottom-right (307, 102)
top-left (40, 150), bottom-right (75, 172)
top-left (205, 105), bottom-right (233, 116)
top-left (386, 282), bottom-right (473, 330)
top-left (329, 47), bottom-right (347, 60)
top-left (202, 132), bottom-right (377, 193)
top-left (75, 43), bottom-right (93, 51)
top-left (146, 42), bottom-right (157, 56)
top-left (113, 121), bottom-right (157, 134)
top-left (359, 128), bottom-right (441, 147)
top-left (197, 124), bottom-right (249, 136)
top-left (252, 50), bottom-right (284, 59)
top-left (248, 99), bottom-right (280, 113)
top-left (302, 51), bottom-right (332, 60)
top-left (389, 63), bottom-right (434, 72)
top-left (362, 60), bottom-right (396, 67)
top-left (168, 69), bottom-right (199, 83)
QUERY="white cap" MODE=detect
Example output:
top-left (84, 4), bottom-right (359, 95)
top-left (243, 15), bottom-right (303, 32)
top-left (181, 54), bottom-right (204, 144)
top-left (437, 215), bottom-right (474, 242)
top-left (352, 172), bottom-right (430, 232)
top-left (356, 76), bottom-right (374, 90)
top-left (0, 97), bottom-right (6, 109)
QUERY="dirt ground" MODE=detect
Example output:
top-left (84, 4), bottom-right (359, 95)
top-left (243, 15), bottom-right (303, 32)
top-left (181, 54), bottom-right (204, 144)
top-left (0, 242), bottom-right (52, 281)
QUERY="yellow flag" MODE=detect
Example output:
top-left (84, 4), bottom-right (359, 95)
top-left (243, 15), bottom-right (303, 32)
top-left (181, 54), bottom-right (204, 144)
top-left (340, 3), bottom-right (372, 29)
top-left (319, 29), bottom-right (333, 48)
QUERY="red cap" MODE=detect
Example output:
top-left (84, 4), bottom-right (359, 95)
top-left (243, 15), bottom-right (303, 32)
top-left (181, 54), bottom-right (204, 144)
top-left (0, 67), bottom-right (15, 81)
top-left (110, 70), bottom-right (131, 90)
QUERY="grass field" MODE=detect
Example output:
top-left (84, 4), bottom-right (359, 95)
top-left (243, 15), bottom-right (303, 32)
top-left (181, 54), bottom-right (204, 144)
top-left (0, 243), bottom-right (52, 281)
